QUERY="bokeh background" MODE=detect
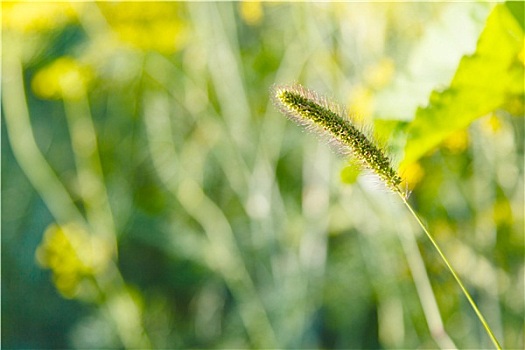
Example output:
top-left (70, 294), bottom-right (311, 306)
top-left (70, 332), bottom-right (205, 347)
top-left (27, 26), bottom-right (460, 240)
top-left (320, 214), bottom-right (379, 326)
top-left (2, 1), bottom-right (523, 349)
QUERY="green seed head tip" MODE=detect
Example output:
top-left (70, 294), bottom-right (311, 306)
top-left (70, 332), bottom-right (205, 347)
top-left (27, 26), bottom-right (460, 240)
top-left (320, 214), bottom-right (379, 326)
top-left (271, 83), bottom-right (402, 193)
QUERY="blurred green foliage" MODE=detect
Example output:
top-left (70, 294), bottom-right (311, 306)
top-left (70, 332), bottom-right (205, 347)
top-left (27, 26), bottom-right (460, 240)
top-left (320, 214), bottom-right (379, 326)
top-left (2, 2), bottom-right (523, 349)
top-left (402, 2), bottom-right (524, 167)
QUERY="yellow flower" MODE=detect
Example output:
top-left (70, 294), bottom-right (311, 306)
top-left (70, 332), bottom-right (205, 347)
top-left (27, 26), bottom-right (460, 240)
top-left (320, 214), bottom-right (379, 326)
top-left (442, 129), bottom-right (469, 154)
top-left (400, 161), bottom-right (425, 191)
top-left (31, 57), bottom-right (93, 100)
top-left (2, 2), bottom-right (76, 33)
top-left (35, 223), bottom-right (111, 299)
top-left (240, 1), bottom-right (263, 26)
top-left (98, 2), bottom-right (189, 54)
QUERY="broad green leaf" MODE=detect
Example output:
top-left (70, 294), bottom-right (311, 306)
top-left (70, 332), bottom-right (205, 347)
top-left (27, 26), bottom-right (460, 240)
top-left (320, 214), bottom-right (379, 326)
top-left (401, 3), bottom-right (524, 168)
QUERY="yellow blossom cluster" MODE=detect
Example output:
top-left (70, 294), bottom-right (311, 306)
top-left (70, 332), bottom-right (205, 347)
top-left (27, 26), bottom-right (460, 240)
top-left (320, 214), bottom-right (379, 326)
top-left (2, 2), bottom-right (76, 33)
top-left (98, 2), bottom-right (189, 54)
top-left (35, 223), bottom-right (111, 299)
top-left (32, 57), bottom-right (93, 100)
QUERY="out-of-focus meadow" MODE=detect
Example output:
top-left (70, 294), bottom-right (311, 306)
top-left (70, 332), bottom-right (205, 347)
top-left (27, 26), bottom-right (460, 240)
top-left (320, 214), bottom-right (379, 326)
top-left (2, 2), bottom-right (523, 349)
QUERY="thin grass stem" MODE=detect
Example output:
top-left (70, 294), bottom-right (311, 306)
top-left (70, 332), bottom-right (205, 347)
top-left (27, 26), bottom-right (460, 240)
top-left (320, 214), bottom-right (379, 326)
top-left (397, 191), bottom-right (502, 350)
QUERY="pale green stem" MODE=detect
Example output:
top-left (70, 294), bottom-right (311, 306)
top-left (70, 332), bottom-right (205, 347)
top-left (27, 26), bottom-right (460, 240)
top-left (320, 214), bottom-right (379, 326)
top-left (3, 43), bottom-right (151, 350)
top-left (143, 92), bottom-right (278, 348)
top-left (2, 47), bottom-right (86, 227)
top-left (397, 191), bottom-right (502, 350)
top-left (63, 92), bottom-right (117, 253)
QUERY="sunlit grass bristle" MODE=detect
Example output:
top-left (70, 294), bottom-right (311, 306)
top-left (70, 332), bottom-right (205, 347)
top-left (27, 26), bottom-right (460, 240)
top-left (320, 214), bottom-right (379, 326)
top-left (271, 84), bottom-right (402, 193)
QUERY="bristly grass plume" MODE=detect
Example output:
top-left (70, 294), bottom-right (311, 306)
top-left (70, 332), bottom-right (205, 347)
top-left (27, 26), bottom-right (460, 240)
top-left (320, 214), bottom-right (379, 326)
top-left (272, 84), bottom-right (402, 193)
top-left (271, 83), bottom-right (502, 350)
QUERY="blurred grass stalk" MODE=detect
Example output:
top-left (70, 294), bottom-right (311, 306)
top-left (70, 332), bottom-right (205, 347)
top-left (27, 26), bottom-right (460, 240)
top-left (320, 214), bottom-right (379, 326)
top-left (62, 84), bottom-right (116, 253)
top-left (356, 190), bottom-right (458, 349)
top-left (2, 37), bottom-right (85, 228)
top-left (399, 194), bottom-right (502, 350)
top-left (139, 3), bottom-right (333, 346)
top-left (143, 90), bottom-right (277, 347)
top-left (2, 36), bottom-right (151, 349)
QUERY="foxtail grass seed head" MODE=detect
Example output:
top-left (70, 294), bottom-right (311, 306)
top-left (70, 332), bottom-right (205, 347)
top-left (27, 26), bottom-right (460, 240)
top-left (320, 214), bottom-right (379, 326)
top-left (271, 84), bottom-right (402, 193)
